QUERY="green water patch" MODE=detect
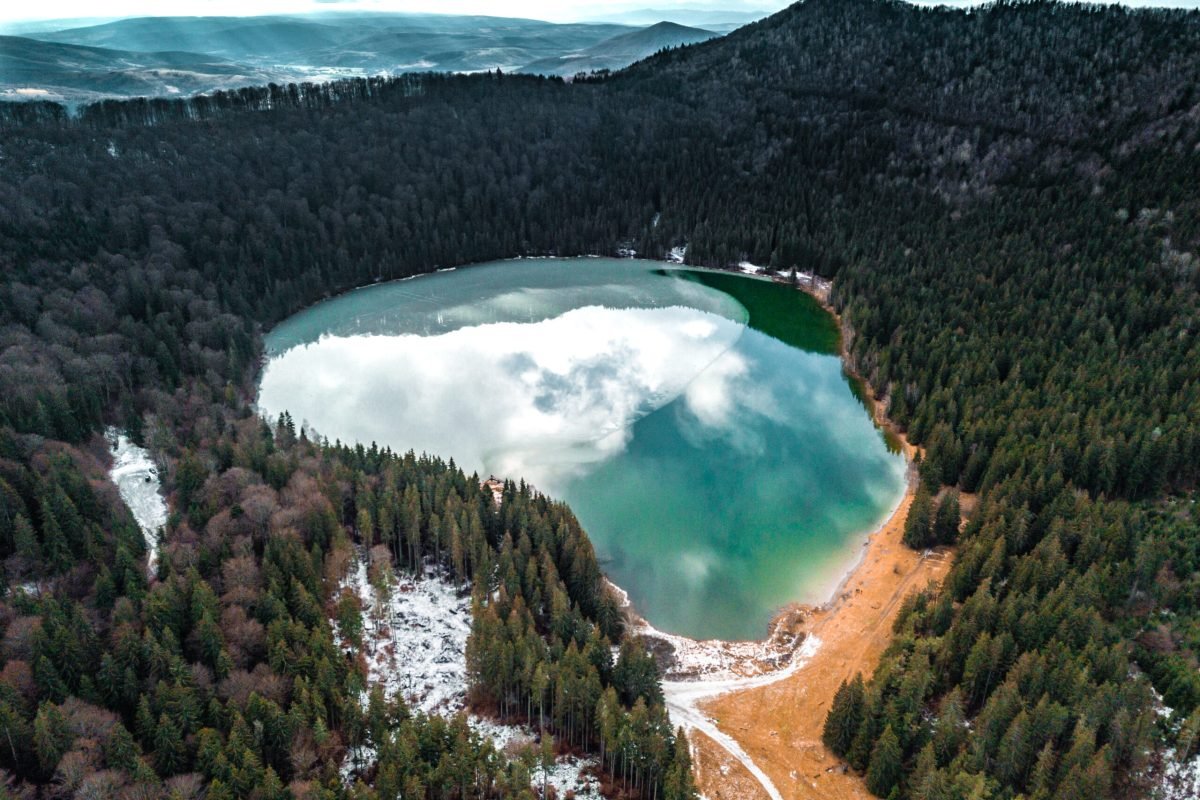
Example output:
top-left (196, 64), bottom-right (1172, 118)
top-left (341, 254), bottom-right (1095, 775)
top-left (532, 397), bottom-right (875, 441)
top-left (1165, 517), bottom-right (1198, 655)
top-left (657, 269), bottom-right (840, 355)
top-left (664, 268), bottom-right (903, 454)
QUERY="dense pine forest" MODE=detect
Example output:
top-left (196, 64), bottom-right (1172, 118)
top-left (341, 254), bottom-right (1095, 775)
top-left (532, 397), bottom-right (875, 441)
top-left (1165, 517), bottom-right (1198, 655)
top-left (1, 0), bottom-right (1199, 798)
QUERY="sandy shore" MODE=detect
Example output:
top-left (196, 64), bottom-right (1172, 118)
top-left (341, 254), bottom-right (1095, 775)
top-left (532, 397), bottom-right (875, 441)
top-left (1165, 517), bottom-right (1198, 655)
top-left (696, 488), bottom-right (951, 800)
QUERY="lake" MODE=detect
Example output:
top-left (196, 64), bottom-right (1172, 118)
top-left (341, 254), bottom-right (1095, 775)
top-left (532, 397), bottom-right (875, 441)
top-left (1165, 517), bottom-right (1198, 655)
top-left (259, 258), bottom-right (906, 641)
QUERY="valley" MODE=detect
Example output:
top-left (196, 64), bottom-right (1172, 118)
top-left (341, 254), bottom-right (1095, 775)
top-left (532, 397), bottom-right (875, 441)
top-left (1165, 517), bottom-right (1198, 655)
top-left (2, 13), bottom-right (732, 103)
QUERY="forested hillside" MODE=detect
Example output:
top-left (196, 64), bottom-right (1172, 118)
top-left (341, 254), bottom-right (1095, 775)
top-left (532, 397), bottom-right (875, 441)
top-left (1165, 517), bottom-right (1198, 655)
top-left (1, 0), bottom-right (1199, 798)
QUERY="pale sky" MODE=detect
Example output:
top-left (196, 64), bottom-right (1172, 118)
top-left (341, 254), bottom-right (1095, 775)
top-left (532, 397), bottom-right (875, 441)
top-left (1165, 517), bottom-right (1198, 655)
top-left (1, 0), bottom-right (1194, 26)
top-left (0, 0), bottom-right (783, 25)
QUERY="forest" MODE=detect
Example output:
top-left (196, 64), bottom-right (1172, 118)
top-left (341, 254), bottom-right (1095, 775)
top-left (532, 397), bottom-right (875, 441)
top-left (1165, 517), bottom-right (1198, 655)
top-left (0, 0), bottom-right (1198, 797)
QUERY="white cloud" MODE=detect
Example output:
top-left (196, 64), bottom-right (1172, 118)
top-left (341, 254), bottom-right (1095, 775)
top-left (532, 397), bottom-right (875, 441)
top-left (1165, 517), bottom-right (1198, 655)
top-left (258, 304), bottom-right (744, 492)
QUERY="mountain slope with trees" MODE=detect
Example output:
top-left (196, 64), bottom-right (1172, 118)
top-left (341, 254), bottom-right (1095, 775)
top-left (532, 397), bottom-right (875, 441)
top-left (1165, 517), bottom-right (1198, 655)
top-left (0, 0), bottom-right (1198, 798)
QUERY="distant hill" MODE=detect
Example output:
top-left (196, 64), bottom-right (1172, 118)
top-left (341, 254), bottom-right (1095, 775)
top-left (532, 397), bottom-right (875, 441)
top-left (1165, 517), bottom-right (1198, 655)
top-left (519, 21), bottom-right (719, 77)
top-left (26, 17), bottom-right (347, 59)
top-left (27, 14), bottom-right (630, 64)
top-left (589, 6), bottom-right (770, 27)
top-left (0, 35), bottom-right (281, 102)
top-left (5, 13), bottom-right (714, 99)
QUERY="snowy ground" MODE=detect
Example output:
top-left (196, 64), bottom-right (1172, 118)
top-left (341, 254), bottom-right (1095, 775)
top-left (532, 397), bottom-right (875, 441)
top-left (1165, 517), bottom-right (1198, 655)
top-left (106, 428), bottom-right (167, 576)
top-left (533, 754), bottom-right (603, 799)
top-left (660, 635), bottom-right (822, 800)
top-left (335, 551), bottom-right (600, 795)
top-left (735, 262), bottom-right (831, 297)
top-left (667, 245), bottom-right (688, 263)
top-left (608, 581), bottom-right (800, 682)
top-left (1148, 689), bottom-right (1200, 800)
top-left (608, 579), bottom-right (818, 800)
top-left (1157, 748), bottom-right (1200, 800)
top-left (336, 554), bottom-right (473, 715)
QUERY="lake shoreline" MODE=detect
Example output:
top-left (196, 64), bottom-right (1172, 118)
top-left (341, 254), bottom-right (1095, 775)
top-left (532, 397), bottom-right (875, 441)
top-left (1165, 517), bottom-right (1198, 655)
top-left (611, 269), bottom-right (949, 800)
top-left (611, 268), bottom-right (921, 673)
top-left (610, 455), bottom-right (919, 682)
top-left (692, 278), bottom-right (954, 800)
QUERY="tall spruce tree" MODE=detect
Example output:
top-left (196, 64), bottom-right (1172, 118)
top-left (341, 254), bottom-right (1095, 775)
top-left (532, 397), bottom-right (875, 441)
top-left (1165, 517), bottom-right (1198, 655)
top-left (823, 674), bottom-right (866, 757)
top-left (866, 724), bottom-right (903, 798)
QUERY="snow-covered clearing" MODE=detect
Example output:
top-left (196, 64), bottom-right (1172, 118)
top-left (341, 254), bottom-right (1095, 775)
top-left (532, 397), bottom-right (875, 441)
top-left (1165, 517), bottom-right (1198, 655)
top-left (1157, 748), bottom-right (1200, 800)
top-left (667, 245), bottom-right (688, 263)
top-left (106, 429), bottom-right (167, 576)
top-left (533, 754), bottom-right (603, 799)
top-left (336, 553), bottom-right (472, 715)
top-left (1147, 688), bottom-right (1200, 800)
top-left (335, 551), bottom-right (600, 794)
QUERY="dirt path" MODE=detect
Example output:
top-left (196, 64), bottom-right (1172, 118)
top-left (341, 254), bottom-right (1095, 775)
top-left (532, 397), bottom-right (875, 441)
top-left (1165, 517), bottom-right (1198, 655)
top-left (695, 489), bottom-right (952, 800)
top-left (662, 635), bottom-right (824, 800)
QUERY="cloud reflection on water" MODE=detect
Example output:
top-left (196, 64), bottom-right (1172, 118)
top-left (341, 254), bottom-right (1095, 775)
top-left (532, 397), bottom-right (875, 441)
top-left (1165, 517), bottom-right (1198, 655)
top-left (259, 304), bottom-right (745, 491)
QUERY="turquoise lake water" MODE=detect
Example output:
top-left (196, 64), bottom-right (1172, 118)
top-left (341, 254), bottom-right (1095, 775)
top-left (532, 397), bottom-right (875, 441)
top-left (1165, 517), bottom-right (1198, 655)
top-left (259, 258), bottom-right (906, 640)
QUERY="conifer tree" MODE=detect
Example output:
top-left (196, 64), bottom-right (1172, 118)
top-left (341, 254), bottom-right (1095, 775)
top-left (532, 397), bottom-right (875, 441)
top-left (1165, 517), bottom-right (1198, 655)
top-left (932, 490), bottom-right (961, 545)
top-left (865, 724), bottom-right (902, 798)
top-left (153, 713), bottom-right (186, 776)
top-left (931, 689), bottom-right (966, 766)
top-left (903, 487), bottom-right (934, 550)
top-left (12, 514), bottom-right (40, 567)
top-left (823, 674), bottom-right (866, 757)
top-left (103, 723), bottom-right (141, 774)
top-left (32, 703), bottom-right (71, 776)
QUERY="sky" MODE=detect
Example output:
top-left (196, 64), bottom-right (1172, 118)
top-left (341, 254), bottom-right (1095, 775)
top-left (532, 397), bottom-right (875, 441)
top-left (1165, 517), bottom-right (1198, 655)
top-left (0, 0), bottom-right (784, 26)
top-left (1, 0), bottom-right (1194, 28)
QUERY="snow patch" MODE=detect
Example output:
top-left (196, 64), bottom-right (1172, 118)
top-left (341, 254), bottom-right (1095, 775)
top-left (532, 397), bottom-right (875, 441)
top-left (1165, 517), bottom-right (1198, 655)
top-left (335, 553), bottom-right (472, 716)
top-left (607, 579), bottom-right (819, 800)
top-left (106, 429), bottom-right (166, 576)
top-left (667, 244), bottom-right (688, 263)
top-left (334, 553), bottom-right (605, 794)
top-left (608, 580), bottom-right (799, 682)
top-left (661, 636), bottom-right (821, 800)
top-left (1158, 748), bottom-right (1200, 800)
top-left (533, 754), bottom-right (602, 799)
top-left (334, 557), bottom-right (608, 797)
top-left (1149, 688), bottom-right (1200, 800)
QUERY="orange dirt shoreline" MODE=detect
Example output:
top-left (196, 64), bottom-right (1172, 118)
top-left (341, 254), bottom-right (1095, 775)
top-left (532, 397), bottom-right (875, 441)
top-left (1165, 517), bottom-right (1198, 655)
top-left (684, 277), bottom-right (954, 800)
top-left (695, 486), bottom-right (952, 800)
